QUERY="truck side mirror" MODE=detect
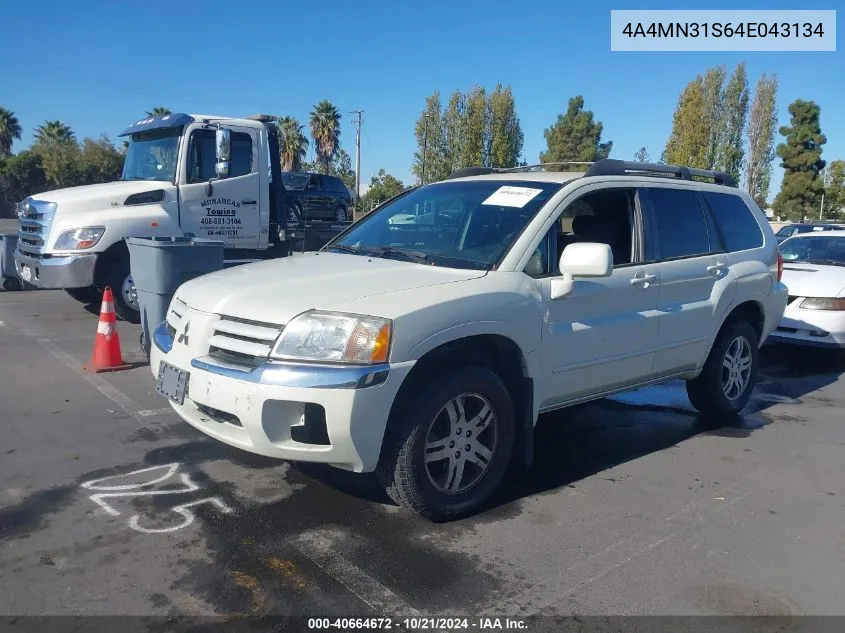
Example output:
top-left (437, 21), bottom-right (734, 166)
top-left (215, 128), bottom-right (231, 178)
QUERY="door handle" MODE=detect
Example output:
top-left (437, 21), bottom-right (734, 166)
top-left (707, 262), bottom-right (727, 274)
top-left (630, 273), bottom-right (656, 286)
top-left (242, 200), bottom-right (257, 205)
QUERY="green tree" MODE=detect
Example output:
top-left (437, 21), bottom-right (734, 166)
top-left (486, 84), bottom-right (523, 168)
top-left (361, 169), bottom-right (406, 210)
top-left (412, 91), bottom-right (448, 184)
top-left (0, 151), bottom-right (48, 217)
top-left (822, 159), bottom-right (845, 219)
top-left (744, 74), bottom-right (778, 207)
top-left (32, 120), bottom-right (80, 188)
top-left (460, 86), bottom-right (487, 169)
top-left (34, 120), bottom-right (75, 146)
top-left (634, 147), bottom-right (650, 162)
top-left (0, 107), bottom-right (22, 158)
top-left (772, 100), bottom-right (827, 221)
top-left (716, 63), bottom-right (749, 184)
top-left (79, 136), bottom-right (124, 183)
top-left (540, 95), bottom-right (612, 169)
top-left (276, 116), bottom-right (308, 172)
top-left (309, 100), bottom-right (342, 174)
top-left (702, 65), bottom-right (727, 169)
top-left (662, 77), bottom-right (709, 168)
top-left (442, 90), bottom-right (466, 173)
top-left (146, 107), bottom-right (172, 117)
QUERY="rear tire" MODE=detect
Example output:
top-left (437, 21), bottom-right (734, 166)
top-left (2, 277), bottom-right (22, 291)
top-left (376, 365), bottom-right (516, 522)
top-left (686, 319), bottom-right (759, 420)
top-left (104, 256), bottom-right (140, 324)
top-left (65, 286), bottom-right (101, 304)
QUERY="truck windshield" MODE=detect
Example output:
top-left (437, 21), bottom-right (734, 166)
top-left (121, 128), bottom-right (181, 182)
top-left (325, 179), bottom-right (562, 270)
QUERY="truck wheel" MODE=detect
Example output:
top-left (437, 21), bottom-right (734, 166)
top-left (377, 365), bottom-right (516, 521)
top-left (288, 202), bottom-right (302, 223)
top-left (2, 277), bottom-right (22, 292)
top-left (686, 319), bottom-right (759, 420)
top-left (335, 205), bottom-right (347, 223)
top-left (104, 258), bottom-right (141, 324)
top-left (65, 286), bottom-right (102, 305)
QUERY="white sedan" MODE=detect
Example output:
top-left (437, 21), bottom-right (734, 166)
top-left (768, 230), bottom-right (845, 349)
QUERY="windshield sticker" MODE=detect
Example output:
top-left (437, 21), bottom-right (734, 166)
top-left (482, 186), bottom-right (544, 208)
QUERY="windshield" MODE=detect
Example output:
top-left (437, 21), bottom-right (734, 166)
top-left (282, 174), bottom-right (309, 190)
top-left (325, 179), bottom-right (563, 270)
top-left (780, 235), bottom-right (845, 266)
top-left (121, 128), bottom-right (181, 182)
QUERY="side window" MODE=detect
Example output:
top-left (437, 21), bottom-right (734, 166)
top-left (524, 188), bottom-right (637, 277)
top-left (187, 131), bottom-right (216, 183)
top-left (229, 132), bottom-right (253, 178)
top-left (701, 192), bottom-right (764, 252)
top-left (188, 130), bottom-right (253, 183)
top-left (644, 187), bottom-right (713, 260)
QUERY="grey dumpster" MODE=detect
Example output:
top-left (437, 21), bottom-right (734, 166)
top-left (1, 233), bottom-right (22, 291)
top-left (126, 236), bottom-right (224, 359)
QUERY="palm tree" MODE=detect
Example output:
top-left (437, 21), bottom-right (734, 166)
top-left (146, 107), bottom-right (172, 117)
top-left (34, 120), bottom-right (75, 146)
top-left (277, 116), bottom-right (309, 172)
top-left (0, 107), bottom-right (22, 157)
top-left (309, 100), bottom-right (341, 173)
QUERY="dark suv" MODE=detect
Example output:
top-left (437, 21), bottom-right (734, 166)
top-left (281, 172), bottom-right (353, 223)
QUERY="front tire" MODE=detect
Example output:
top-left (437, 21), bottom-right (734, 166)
top-left (686, 319), bottom-right (759, 419)
top-left (377, 365), bottom-right (516, 521)
top-left (104, 256), bottom-right (140, 324)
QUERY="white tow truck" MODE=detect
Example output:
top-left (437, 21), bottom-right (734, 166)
top-left (14, 113), bottom-right (350, 321)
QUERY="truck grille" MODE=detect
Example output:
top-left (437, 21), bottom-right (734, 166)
top-left (17, 198), bottom-right (56, 259)
top-left (208, 315), bottom-right (282, 368)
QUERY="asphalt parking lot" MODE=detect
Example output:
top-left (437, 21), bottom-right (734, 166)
top-left (1, 286), bottom-right (844, 622)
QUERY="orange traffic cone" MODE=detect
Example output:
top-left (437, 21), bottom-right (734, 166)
top-left (83, 287), bottom-right (133, 373)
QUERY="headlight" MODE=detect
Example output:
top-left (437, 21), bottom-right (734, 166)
top-left (54, 226), bottom-right (106, 250)
top-left (270, 310), bottom-right (392, 364)
top-left (799, 297), bottom-right (845, 311)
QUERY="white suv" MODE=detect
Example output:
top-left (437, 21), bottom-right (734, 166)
top-left (150, 159), bottom-right (789, 521)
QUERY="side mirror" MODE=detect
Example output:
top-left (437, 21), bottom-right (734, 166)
top-left (550, 242), bottom-right (613, 300)
top-left (215, 128), bottom-right (231, 178)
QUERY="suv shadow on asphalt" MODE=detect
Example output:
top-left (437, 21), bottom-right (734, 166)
top-left (287, 344), bottom-right (845, 520)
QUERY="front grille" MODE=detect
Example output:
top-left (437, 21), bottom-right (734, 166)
top-left (208, 315), bottom-right (282, 368)
top-left (17, 199), bottom-right (55, 259)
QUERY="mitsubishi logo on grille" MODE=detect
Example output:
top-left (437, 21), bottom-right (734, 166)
top-left (177, 321), bottom-right (190, 346)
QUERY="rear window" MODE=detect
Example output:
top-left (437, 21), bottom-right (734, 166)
top-left (643, 187), bottom-right (713, 260)
top-left (701, 192), bottom-right (764, 252)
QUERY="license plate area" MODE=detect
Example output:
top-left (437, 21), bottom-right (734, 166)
top-left (156, 361), bottom-right (189, 405)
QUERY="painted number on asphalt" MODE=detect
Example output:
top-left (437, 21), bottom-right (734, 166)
top-left (81, 463), bottom-right (234, 534)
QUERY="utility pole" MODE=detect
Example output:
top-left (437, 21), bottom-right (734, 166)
top-left (351, 110), bottom-right (363, 212)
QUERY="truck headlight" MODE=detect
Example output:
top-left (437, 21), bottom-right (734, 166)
top-left (54, 227), bottom-right (106, 250)
top-left (800, 297), bottom-right (845, 311)
top-left (270, 310), bottom-right (392, 364)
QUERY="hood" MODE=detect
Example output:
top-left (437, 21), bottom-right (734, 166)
top-left (781, 262), bottom-right (845, 298)
top-left (31, 180), bottom-right (172, 211)
top-left (176, 252), bottom-right (487, 324)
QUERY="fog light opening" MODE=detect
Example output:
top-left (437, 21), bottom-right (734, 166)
top-left (290, 403), bottom-right (331, 446)
top-left (808, 330), bottom-right (830, 337)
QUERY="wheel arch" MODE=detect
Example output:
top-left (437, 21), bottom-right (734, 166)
top-left (386, 333), bottom-right (536, 468)
top-left (93, 239), bottom-right (130, 288)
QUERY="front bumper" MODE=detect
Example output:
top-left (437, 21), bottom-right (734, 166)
top-left (14, 249), bottom-right (97, 289)
top-left (150, 321), bottom-right (415, 473)
top-left (767, 298), bottom-right (845, 349)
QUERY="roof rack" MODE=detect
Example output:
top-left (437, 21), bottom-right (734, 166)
top-left (585, 159), bottom-right (736, 188)
top-left (246, 114), bottom-right (278, 123)
top-left (445, 162), bottom-right (594, 180)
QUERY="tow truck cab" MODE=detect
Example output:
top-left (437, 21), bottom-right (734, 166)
top-left (14, 113), bottom-right (333, 321)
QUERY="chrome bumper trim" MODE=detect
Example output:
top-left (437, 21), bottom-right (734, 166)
top-left (13, 250), bottom-right (97, 288)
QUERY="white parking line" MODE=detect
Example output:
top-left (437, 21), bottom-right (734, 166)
top-left (296, 532), bottom-right (420, 616)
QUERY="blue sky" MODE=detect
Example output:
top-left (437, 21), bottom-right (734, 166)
top-left (3, 0), bottom-right (842, 200)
